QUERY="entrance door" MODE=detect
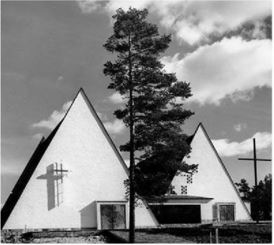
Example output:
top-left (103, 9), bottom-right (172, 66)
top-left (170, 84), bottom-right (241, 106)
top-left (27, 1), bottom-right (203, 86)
top-left (100, 204), bottom-right (126, 229)
top-left (219, 204), bottom-right (235, 221)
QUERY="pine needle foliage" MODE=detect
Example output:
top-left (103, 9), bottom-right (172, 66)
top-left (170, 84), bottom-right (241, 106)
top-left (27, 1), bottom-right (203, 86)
top-left (103, 8), bottom-right (196, 196)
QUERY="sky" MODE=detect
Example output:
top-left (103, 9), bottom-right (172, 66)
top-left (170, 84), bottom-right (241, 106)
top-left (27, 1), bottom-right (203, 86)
top-left (1, 0), bottom-right (272, 204)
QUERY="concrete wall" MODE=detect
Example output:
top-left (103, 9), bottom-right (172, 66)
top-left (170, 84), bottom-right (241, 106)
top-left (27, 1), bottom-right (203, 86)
top-left (171, 124), bottom-right (251, 222)
top-left (135, 199), bottom-right (159, 227)
top-left (4, 91), bottom-right (157, 230)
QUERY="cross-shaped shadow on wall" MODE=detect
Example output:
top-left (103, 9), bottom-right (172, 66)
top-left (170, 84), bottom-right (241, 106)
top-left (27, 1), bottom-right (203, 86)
top-left (37, 164), bottom-right (62, 210)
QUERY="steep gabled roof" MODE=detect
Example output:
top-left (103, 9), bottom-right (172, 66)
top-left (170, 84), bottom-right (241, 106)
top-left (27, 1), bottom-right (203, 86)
top-left (1, 121), bottom-right (62, 228)
top-left (193, 122), bottom-right (252, 219)
top-left (1, 88), bottom-right (151, 229)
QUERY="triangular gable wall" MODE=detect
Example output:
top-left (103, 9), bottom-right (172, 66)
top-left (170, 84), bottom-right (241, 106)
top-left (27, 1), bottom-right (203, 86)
top-left (1, 122), bottom-right (62, 229)
top-left (3, 89), bottom-right (157, 229)
top-left (170, 123), bottom-right (251, 221)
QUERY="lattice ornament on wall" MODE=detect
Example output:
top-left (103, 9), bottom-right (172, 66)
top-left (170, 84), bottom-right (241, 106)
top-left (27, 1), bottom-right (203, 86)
top-left (181, 185), bottom-right (187, 195)
top-left (193, 165), bottom-right (198, 174)
top-left (187, 174), bottom-right (193, 184)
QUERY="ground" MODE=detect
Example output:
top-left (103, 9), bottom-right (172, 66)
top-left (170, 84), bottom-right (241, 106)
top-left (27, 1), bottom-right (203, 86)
top-left (109, 223), bottom-right (272, 243)
top-left (1, 223), bottom-right (271, 243)
top-left (1, 230), bottom-right (107, 243)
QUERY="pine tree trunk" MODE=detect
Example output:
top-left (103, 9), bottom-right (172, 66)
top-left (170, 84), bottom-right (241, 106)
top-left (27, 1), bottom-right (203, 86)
top-left (128, 33), bottom-right (135, 243)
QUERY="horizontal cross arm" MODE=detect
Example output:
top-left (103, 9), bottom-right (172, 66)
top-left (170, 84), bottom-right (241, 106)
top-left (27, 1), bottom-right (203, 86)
top-left (238, 158), bottom-right (272, 162)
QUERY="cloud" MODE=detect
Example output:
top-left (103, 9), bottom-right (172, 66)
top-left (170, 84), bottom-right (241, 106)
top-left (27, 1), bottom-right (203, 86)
top-left (57, 76), bottom-right (64, 82)
top-left (76, 0), bottom-right (105, 13)
top-left (212, 132), bottom-right (272, 157)
top-left (32, 101), bottom-right (72, 130)
top-left (76, 0), bottom-right (271, 45)
top-left (104, 119), bottom-right (125, 134)
top-left (161, 37), bottom-right (271, 105)
top-left (32, 133), bottom-right (44, 140)
top-left (108, 92), bottom-right (125, 104)
top-left (76, 0), bottom-right (154, 14)
top-left (222, 16), bottom-right (272, 42)
top-left (234, 123), bottom-right (247, 132)
top-left (155, 1), bottom-right (271, 45)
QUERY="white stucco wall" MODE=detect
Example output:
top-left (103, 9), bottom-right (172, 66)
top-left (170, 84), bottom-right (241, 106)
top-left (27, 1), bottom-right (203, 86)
top-left (4, 90), bottom-right (157, 230)
top-left (171, 124), bottom-right (251, 222)
top-left (135, 199), bottom-right (159, 227)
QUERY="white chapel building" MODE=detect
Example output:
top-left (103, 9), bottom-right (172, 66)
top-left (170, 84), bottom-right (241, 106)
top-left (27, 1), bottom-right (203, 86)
top-left (1, 89), bottom-right (251, 230)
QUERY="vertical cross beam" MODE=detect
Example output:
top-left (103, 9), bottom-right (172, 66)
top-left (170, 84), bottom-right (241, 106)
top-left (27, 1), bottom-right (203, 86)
top-left (253, 138), bottom-right (257, 189)
top-left (238, 138), bottom-right (271, 223)
top-left (53, 163), bottom-right (68, 206)
top-left (55, 162), bottom-right (59, 206)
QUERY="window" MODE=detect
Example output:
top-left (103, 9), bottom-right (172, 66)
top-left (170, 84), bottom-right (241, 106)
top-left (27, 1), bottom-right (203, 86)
top-left (219, 204), bottom-right (235, 221)
top-left (100, 204), bottom-right (126, 229)
top-left (213, 203), bottom-right (235, 222)
top-left (181, 185), bottom-right (187, 195)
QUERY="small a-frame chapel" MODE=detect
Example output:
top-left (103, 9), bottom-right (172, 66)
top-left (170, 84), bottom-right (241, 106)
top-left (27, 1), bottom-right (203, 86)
top-left (1, 89), bottom-right (251, 231)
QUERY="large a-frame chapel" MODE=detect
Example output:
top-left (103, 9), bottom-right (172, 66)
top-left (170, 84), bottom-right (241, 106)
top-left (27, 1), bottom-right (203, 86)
top-left (1, 89), bottom-right (251, 230)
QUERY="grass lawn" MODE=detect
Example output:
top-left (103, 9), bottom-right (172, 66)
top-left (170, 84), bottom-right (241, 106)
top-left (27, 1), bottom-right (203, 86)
top-left (109, 224), bottom-right (272, 243)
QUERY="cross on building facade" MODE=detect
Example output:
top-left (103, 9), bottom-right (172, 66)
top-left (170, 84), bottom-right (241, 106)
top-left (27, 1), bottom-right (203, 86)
top-left (238, 138), bottom-right (271, 223)
top-left (53, 163), bottom-right (69, 206)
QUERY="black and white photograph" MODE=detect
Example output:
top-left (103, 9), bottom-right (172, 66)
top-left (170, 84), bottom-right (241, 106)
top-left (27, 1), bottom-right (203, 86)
top-left (1, 0), bottom-right (272, 243)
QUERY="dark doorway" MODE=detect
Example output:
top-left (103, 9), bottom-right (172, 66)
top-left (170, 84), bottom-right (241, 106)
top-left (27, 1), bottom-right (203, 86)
top-left (100, 204), bottom-right (126, 229)
top-left (219, 204), bottom-right (235, 221)
top-left (150, 205), bottom-right (201, 224)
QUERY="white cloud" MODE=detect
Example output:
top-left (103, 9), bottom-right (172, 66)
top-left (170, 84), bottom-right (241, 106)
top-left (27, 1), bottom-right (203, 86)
top-left (234, 123), bottom-right (247, 132)
top-left (76, 0), bottom-right (104, 13)
top-left (57, 76), bottom-right (64, 82)
top-left (32, 101), bottom-right (72, 130)
top-left (104, 119), bottom-right (125, 134)
top-left (156, 1), bottom-right (271, 45)
top-left (212, 132), bottom-right (272, 157)
top-left (76, 0), bottom-right (155, 14)
top-left (76, 0), bottom-right (271, 45)
top-left (109, 92), bottom-right (125, 104)
top-left (161, 37), bottom-right (271, 105)
top-left (32, 133), bottom-right (44, 140)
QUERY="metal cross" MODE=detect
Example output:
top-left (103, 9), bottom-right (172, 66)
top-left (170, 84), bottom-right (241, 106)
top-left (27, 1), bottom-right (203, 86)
top-left (54, 162), bottom-right (68, 183)
top-left (53, 163), bottom-right (68, 206)
top-left (238, 138), bottom-right (271, 223)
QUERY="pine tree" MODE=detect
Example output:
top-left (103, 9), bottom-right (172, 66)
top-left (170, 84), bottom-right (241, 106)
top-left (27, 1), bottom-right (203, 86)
top-left (103, 8), bottom-right (196, 241)
top-left (235, 175), bottom-right (272, 220)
